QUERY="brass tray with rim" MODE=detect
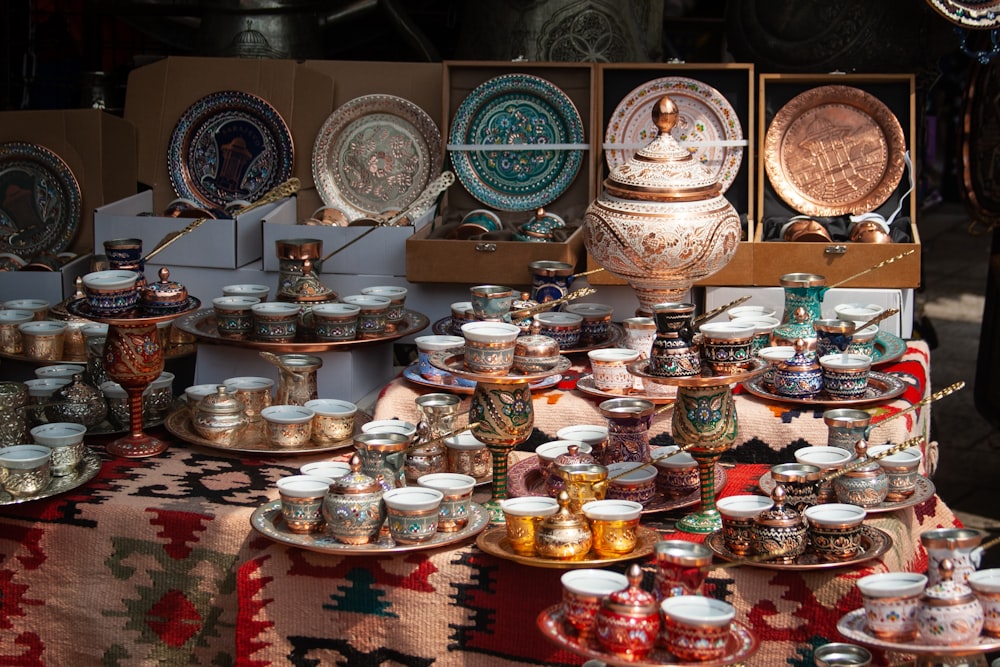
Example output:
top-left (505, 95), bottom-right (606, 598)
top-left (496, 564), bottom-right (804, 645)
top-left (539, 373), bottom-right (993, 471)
top-left (429, 351), bottom-right (572, 384)
top-left (758, 471), bottom-right (936, 515)
top-left (432, 317), bottom-right (626, 355)
top-left (575, 373), bottom-right (677, 404)
top-left (741, 370), bottom-right (907, 408)
top-left (837, 607), bottom-right (1000, 656)
top-left (506, 454), bottom-right (727, 516)
top-left (704, 524), bottom-right (893, 571)
top-left (0, 447), bottom-right (102, 505)
top-left (476, 524), bottom-right (659, 569)
top-left (401, 363), bottom-right (562, 395)
top-left (173, 308), bottom-right (429, 353)
top-left (250, 499), bottom-right (489, 555)
top-left (164, 408), bottom-right (369, 456)
top-left (537, 604), bottom-right (759, 667)
top-left (763, 84), bottom-right (906, 217)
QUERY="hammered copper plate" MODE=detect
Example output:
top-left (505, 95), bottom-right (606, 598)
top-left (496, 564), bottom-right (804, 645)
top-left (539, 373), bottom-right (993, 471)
top-left (604, 76), bottom-right (744, 192)
top-left (837, 607), bottom-right (1000, 655)
top-left (251, 499), bottom-right (489, 555)
top-left (476, 525), bottom-right (658, 569)
top-left (705, 525), bottom-right (892, 571)
top-left (0, 141), bottom-right (81, 256)
top-left (758, 471), bottom-right (935, 514)
top-left (168, 91), bottom-right (294, 209)
top-left (763, 85), bottom-right (905, 216)
top-left (0, 448), bottom-right (101, 505)
top-left (537, 605), bottom-right (759, 666)
top-left (448, 73), bottom-right (585, 211)
top-left (741, 369), bottom-right (907, 408)
top-left (312, 94), bottom-right (442, 220)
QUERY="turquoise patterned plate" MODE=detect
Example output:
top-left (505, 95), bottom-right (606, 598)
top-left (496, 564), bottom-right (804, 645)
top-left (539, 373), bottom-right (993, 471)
top-left (448, 74), bottom-right (585, 211)
top-left (872, 331), bottom-right (907, 366)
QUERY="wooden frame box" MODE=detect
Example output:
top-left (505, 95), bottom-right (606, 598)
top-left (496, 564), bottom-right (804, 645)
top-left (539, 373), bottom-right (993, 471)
top-left (586, 62), bottom-right (755, 287)
top-left (755, 73), bottom-right (920, 288)
top-left (406, 60), bottom-right (596, 286)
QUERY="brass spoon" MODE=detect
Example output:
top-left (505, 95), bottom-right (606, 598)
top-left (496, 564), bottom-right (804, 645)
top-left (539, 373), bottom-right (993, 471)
top-left (258, 351), bottom-right (304, 382)
top-left (826, 249), bottom-right (917, 290)
top-left (819, 435), bottom-right (925, 483)
top-left (694, 295), bottom-right (752, 326)
top-left (507, 287), bottom-right (598, 319)
top-left (854, 307), bottom-right (900, 332)
top-left (867, 381), bottom-right (965, 435)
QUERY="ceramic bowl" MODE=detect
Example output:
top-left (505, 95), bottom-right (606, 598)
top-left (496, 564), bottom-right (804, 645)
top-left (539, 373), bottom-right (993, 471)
top-left (29, 422), bottom-right (86, 477)
top-left (660, 595), bottom-right (735, 662)
top-left (561, 569), bottom-right (629, 637)
top-left (383, 486), bottom-right (444, 544)
top-left (81, 270), bottom-right (139, 314)
top-left (533, 311), bottom-right (583, 348)
top-left (857, 571), bottom-right (927, 640)
top-left (605, 462), bottom-right (657, 505)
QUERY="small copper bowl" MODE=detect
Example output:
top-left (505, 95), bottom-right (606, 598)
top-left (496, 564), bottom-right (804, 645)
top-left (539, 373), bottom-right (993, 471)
top-left (781, 217), bottom-right (832, 242)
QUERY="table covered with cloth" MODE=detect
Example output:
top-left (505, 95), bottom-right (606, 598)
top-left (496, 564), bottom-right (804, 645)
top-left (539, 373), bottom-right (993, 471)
top-left (0, 339), bottom-right (957, 666)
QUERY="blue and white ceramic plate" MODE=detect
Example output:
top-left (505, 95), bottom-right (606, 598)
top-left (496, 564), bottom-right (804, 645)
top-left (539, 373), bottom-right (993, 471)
top-left (449, 74), bottom-right (585, 211)
top-left (313, 94), bottom-right (442, 220)
top-left (0, 141), bottom-right (81, 256)
top-left (168, 91), bottom-right (294, 209)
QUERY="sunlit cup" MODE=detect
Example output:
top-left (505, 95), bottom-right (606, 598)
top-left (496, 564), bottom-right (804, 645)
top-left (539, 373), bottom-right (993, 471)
top-left (223, 376), bottom-right (274, 422)
top-left (184, 383), bottom-right (220, 410)
top-left (770, 462), bottom-right (822, 512)
top-left (968, 569), bottom-right (1000, 637)
top-left (361, 285), bottom-right (408, 332)
top-left (415, 334), bottom-right (469, 383)
top-left (0, 444), bottom-right (52, 497)
top-left (654, 540), bottom-right (713, 600)
top-left (276, 474), bottom-right (332, 534)
top-left (304, 398), bottom-right (357, 445)
top-left (18, 320), bottom-right (68, 361)
top-left (794, 445), bottom-right (854, 503)
top-left (500, 496), bottom-right (559, 556)
top-left (717, 494), bottom-right (774, 556)
top-left (261, 405), bottom-right (315, 448)
top-left (444, 431), bottom-right (492, 479)
top-left (81, 270), bottom-right (139, 315)
top-left (757, 345), bottom-right (795, 386)
top-left (651, 445), bottom-right (699, 500)
top-left (660, 595), bottom-right (735, 662)
top-left (251, 302), bottom-right (300, 342)
top-left (605, 462), bottom-right (657, 506)
top-left (299, 460), bottom-right (352, 480)
top-left (143, 371), bottom-right (175, 421)
top-left (417, 472), bottom-right (476, 532)
top-left (341, 294), bottom-right (391, 339)
top-left (449, 301), bottom-right (476, 335)
top-left (35, 363), bottom-right (86, 380)
top-left (920, 527), bottom-right (986, 585)
top-left (582, 499), bottom-right (642, 556)
top-left (814, 318), bottom-right (857, 358)
top-left (813, 643), bottom-right (873, 667)
top-left (310, 302), bottom-right (360, 341)
top-left (533, 311), bottom-right (583, 348)
top-left (361, 419), bottom-right (417, 441)
top-left (512, 334), bottom-right (561, 373)
top-left (561, 569), bottom-right (629, 638)
top-left (461, 321), bottom-right (520, 374)
top-left (835, 302), bottom-right (885, 327)
top-left (820, 353), bottom-right (872, 400)
top-left (212, 296), bottom-right (260, 339)
top-left (536, 440), bottom-right (594, 486)
top-left (727, 304), bottom-right (777, 321)
top-left (222, 283), bottom-right (270, 302)
top-left (730, 315), bottom-right (781, 354)
top-left (383, 486), bottom-right (444, 543)
top-left (845, 324), bottom-right (879, 358)
top-left (588, 348), bottom-right (641, 393)
top-left (557, 424), bottom-right (609, 465)
top-left (857, 571), bottom-right (927, 640)
top-left (469, 284), bottom-right (514, 321)
top-left (868, 444), bottom-right (923, 501)
top-left (698, 322), bottom-right (756, 374)
top-left (803, 503), bottom-right (867, 561)
top-left (29, 422), bottom-right (86, 477)
top-left (564, 302), bottom-right (614, 344)
top-left (0, 309), bottom-right (33, 353)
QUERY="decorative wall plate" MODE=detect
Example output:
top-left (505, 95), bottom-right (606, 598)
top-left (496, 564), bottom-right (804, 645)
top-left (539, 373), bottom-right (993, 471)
top-left (763, 85), bottom-right (905, 216)
top-left (449, 73), bottom-right (585, 211)
top-left (872, 331), bottom-right (907, 366)
top-left (741, 369), bottom-right (907, 407)
top-left (168, 91), bottom-right (294, 209)
top-left (476, 525), bottom-right (658, 569)
top-left (604, 76), bottom-right (744, 192)
top-left (926, 0), bottom-right (1000, 28)
top-left (0, 141), bottom-right (81, 256)
top-left (705, 525), bottom-right (892, 570)
top-left (313, 94), bottom-right (442, 220)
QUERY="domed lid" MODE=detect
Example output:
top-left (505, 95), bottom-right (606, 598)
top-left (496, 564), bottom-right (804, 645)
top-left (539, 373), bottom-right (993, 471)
top-left (54, 373), bottom-right (103, 404)
top-left (754, 484), bottom-right (803, 528)
top-left (552, 444), bottom-right (596, 469)
top-left (196, 385), bottom-right (246, 415)
top-left (843, 439), bottom-right (883, 476)
top-left (778, 339), bottom-right (819, 372)
top-left (540, 491), bottom-right (591, 531)
top-left (601, 563), bottom-right (658, 615)
top-left (922, 559), bottom-right (976, 607)
top-left (330, 454), bottom-right (382, 495)
top-left (603, 95), bottom-right (722, 203)
top-left (50, 277), bottom-right (90, 323)
top-left (141, 267), bottom-right (188, 304)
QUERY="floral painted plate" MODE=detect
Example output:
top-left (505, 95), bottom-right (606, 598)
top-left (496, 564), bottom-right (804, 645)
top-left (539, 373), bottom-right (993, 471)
top-left (0, 141), bottom-right (81, 256)
top-left (312, 94), bottom-right (442, 220)
top-left (448, 73), bottom-right (585, 211)
top-left (604, 76), bottom-right (744, 192)
top-left (168, 91), bottom-right (294, 209)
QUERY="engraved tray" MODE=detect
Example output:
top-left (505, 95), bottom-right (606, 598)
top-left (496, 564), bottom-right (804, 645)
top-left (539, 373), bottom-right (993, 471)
top-left (401, 363), bottom-right (561, 395)
top-left (741, 370), bottom-right (907, 407)
top-left (0, 447), bottom-right (101, 505)
top-left (173, 308), bottom-right (429, 353)
top-left (763, 85), bottom-right (906, 216)
top-left (475, 524), bottom-right (658, 569)
top-left (251, 499), bottom-right (489, 555)
top-left (704, 524), bottom-right (892, 571)
top-left (432, 317), bottom-right (626, 355)
top-left (759, 471), bottom-right (936, 514)
top-left (575, 374), bottom-right (677, 404)
top-left (837, 608), bottom-right (1000, 656)
top-left (537, 604), bottom-right (759, 667)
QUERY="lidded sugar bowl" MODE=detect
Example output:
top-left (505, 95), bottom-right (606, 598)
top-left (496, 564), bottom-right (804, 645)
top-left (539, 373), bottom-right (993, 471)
top-left (773, 338), bottom-right (823, 399)
top-left (546, 444), bottom-right (597, 497)
top-left (44, 372), bottom-right (108, 428)
top-left (191, 385), bottom-right (249, 446)
top-left (832, 439), bottom-right (888, 508)
top-left (594, 563), bottom-right (660, 660)
top-left (535, 491), bottom-right (593, 560)
top-left (915, 558), bottom-right (984, 645)
top-left (323, 454), bottom-right (386, 545)
top-left (139, 267), bottom-right (189, 314)
top-left (751, 484), bottom-right (807, 563)
top-left (583, 95), bottom-right (741, 314)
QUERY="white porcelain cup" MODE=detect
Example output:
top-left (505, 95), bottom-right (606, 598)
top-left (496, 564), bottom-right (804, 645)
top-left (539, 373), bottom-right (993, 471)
top-left (588, 348), bottom-right (641, 393)
top-left (857, 571), bottom-right (927, 640)
top-left (29, 422), bottom-right (86, 477)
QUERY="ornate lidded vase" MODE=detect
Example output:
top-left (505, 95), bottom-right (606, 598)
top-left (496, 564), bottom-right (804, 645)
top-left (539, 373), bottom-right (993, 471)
top-left (772, 273), bottom-right (826, 348)
top-left (583, 95), bottom-right (741, 314)
top-left (191, 385), bottom-right (249, 446)
top-left (323, 454), bottom-right (386, 545)
top-left (594, 563), bottom-right (660, 660)
top-left (44, 373), bottom-right (108, 428)
top-left (773, 339), bottom-right (823, 399)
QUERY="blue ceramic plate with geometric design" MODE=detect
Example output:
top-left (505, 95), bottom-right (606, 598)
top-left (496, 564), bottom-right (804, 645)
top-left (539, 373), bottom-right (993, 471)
top-left (448, 74), bottom-right (584, 212)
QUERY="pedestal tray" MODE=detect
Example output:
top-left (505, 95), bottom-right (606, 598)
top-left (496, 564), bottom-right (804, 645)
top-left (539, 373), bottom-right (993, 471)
top-left (476, 525), bottom-right (658, 569)
top-left (741, 370), bottom-right (908, 408)
top-left (432, 317), bottom-right (626, 354)
top-left (401, 363), bottom-right (562, 395)
top-left (0, 447), bottom-right (101, 506)
top-left (575, 373), bottom-right (676, 404)
top-left (705, 524), bottom-right (893, 571)
top-left (837, 608), bottom-right (1000, 659)
top-left (759, 471), bottom-right (936, 514)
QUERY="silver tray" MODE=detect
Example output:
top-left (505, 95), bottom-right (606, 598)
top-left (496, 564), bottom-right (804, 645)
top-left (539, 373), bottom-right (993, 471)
top-left (837, 607), bottom-right (1000, 656)
top-left (401, 363), bottom-right (562, 395)
top-left (0, 447), bottom-right (101, 505)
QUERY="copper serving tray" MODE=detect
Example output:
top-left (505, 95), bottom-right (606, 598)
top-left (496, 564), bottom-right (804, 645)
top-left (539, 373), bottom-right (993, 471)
top-left (758, 471), bottom-right (936, 515)
top-left (838, 608), bottom-right (1000, 656)
top-left (432, 317), bottom-right (625, 355)
top-left (741, 370), bottom-right (907, 408)
top-left (704, 524), bottom-right (892, 571)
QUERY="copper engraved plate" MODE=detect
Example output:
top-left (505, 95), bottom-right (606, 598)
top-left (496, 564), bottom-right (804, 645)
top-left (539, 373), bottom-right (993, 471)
top-left (764, 85), bottom-right (905, 217)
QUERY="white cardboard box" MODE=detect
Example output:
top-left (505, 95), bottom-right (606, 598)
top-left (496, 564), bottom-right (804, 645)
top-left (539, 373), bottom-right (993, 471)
top-left (0, 254), bottom-right (93, 304)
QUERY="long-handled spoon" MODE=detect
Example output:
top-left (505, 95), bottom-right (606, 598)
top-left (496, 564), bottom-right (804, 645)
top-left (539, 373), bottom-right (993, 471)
top-left (507, 287), bottom-right (598, 319)
top-left (694, 295), bottom-right (753, 326)
top-left (826, 249), bottom-right (917, 290)
top-left (853, 307), bottom-right (899, 332)
top-left (867, 381), bottom-right (965, 435)
top-left (819, 435), bottom-right (925, 483)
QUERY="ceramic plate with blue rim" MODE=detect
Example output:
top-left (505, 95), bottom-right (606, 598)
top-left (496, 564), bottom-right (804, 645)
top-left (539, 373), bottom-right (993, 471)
top-left (0, 141), bottom-right (81, 256)
top-left (449, 73), bottom-right (585, 212)
top-left (872, 331), bottom-right (907, 366)
top-left (168, 91), bottom-right (294, 210)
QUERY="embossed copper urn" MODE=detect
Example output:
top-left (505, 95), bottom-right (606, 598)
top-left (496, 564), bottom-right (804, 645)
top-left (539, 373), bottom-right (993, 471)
top-left (584, 95), bottom-right (741, 313)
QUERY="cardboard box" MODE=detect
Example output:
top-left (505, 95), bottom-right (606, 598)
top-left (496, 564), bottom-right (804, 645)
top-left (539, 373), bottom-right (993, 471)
top-left (0, 254), bottom-right (93, 304)
top-left (94, 190), bottom-right (293, 269)
top-left (406, 61), bottom-right (596, 285)
top-left (755, 73), bottom-right (920, 288)
top-left (123, 56), bottom-right (335, 215)
top-left (0, 109), bottom-right (136, 256)
top-left (587, 63), bottom-right (756, 287)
